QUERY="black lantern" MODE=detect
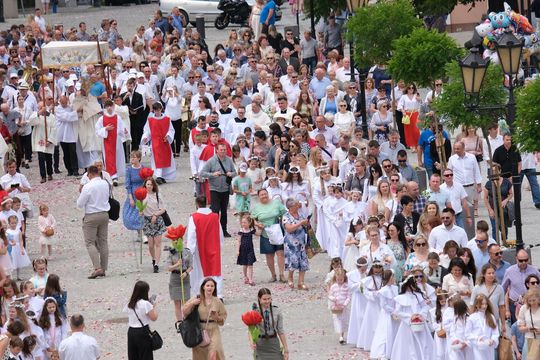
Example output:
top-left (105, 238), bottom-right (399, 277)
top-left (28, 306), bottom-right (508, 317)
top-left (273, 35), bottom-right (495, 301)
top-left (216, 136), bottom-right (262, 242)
top-left (459, 47), bottom-right (490, 97)
top-left (496, 28), bottom-right (524, 77)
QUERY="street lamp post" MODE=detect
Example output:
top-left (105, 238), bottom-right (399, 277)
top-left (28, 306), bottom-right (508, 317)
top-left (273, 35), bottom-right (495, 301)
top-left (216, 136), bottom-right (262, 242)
top-left (459, 30), bottom-right (525, 251)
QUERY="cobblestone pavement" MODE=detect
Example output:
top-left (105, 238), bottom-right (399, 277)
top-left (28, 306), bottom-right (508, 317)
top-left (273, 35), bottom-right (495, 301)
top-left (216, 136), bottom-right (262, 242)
top-left (3, 5), bottom-right (540, 360)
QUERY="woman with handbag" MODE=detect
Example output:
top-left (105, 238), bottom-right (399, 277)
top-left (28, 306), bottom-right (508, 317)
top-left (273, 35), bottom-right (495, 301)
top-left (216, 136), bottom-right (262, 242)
top-left (282, 197), bottom-right (310, 290)
top-left (251, 288), bottom-right (290, 359)
top-left (124, 280), bottom-right (159, 360)
top-left (141, 178), bottom-right (167, 273)
top-left (183, 278), bottom-right (227, 360)
top-left (252, 189), bottom-right (287, 283)
top-left (518, 287), bottom-right (540, 360)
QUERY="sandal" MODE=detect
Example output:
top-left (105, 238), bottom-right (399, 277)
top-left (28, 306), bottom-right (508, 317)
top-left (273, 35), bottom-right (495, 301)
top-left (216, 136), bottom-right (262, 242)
top-left (249, 281), bottom-right (256, 286)
top-left (269, 275), bottom-right (277, 283)
top-left (244, 277), bottom-right (249, 284)
top-left (297, 283), bottom-right (309, 291)
top-left (288, 281), bottom-right (294, 289)
top-left (279, 275), bottom-right (287, 283)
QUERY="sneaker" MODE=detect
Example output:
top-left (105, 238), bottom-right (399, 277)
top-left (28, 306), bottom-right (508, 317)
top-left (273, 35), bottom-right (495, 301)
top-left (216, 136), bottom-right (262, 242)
top-left (223, 231), bottom-right (232, 238)
top-left (153, 264), bottom-right (159, 273)
top-left (339, 336), bottom-right (345, 345)
top-left (54, 169), bottom-right (61, 174)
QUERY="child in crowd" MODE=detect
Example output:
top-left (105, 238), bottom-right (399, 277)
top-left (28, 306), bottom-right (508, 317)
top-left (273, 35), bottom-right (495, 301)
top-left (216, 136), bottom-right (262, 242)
top-left (449, 299), bottom-right (472, 359)
top-left (424, 252), bottom-right (446, 289)
top-left (347, 257), bottom-right (368, 347)
top-left (38, 204), bottom-right (56, 259)
top-left (246, 156), bottom-right (264, 194)
top-left (20, 280), bottom-right (45, 318)
top-left (44, 274), bottom-right (68, 319)
top-left (29, 258), bottom-right (49, 297)
top-left (0, 220), bottom-right (13, 278)
top-left (466, 294), bottom-right (499, 358)
top-left (7, 215), bottom-right (31, 280)
top-left (511, 319), bottom-right (525, 360)
top-left (189, 132), bottom-right (207, 197)
top-left (8, 336), bottom-right (23, 359)
top-left (328, 268), bottom-right (351, 344)
top-left (325, 257), bottom-right (343, 290)
top-left (265, 175), bottom-right (283, 202)
top-left (430, 290), bottom-right (449, 360)
top-left (232, 163), bottom-right (252, 214)
top-left (11, 197), bottom-right (25, 237)
top-left (236, 215), bottom-right (257, 286)
top-left (343, 217), bottom-right (364, 272)
top-left (370, 269), bottom-right (398, 359)
top-left (21, 335), bottom-right (37, 360)
top-left (38, 297), bottom-right (68, 358)
top-left (0, 198), bottom-right (17, 224)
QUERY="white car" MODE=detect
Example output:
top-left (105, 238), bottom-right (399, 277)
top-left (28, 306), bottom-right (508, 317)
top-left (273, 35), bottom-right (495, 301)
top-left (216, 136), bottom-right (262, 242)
top-left (159, 0), bottom-right (256, 24)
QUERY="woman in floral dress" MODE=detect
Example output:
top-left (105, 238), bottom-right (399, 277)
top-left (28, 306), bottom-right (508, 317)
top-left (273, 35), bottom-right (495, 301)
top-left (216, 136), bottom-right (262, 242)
top-left (282, 198), bottom-right (310, 291)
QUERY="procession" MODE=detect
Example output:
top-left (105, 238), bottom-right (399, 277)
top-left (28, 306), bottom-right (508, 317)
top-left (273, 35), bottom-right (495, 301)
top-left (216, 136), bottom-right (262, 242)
top-left (0, 0), bottom-right (540, 359)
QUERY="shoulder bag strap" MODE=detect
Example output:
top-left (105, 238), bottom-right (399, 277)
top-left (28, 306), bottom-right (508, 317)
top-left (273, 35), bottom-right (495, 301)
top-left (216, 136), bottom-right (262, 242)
top-left (486, 285), bottom-right (497, 300)
top-left (217, 157), bottom-right (228, 174)
top-left (531, 307), bottom-right (537, 339)
top-left (132, 307), bottom-right (146, 328)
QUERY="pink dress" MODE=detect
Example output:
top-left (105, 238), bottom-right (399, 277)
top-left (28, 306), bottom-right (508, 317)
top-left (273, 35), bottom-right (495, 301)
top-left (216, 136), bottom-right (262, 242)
top-left (38, 214), bottom-right (57, 245)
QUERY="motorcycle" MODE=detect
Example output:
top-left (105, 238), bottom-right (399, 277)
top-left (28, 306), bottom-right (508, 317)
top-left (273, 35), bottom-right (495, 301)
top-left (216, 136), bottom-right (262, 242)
top-left (214, 0), bottom-right (282, 30)
top-left (214, 0), bottom-right (252, 30)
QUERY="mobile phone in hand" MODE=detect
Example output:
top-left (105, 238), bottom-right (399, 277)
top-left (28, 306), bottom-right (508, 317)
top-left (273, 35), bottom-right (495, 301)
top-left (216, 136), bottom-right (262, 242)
top-left (149, 294), bottom-right (157, 303)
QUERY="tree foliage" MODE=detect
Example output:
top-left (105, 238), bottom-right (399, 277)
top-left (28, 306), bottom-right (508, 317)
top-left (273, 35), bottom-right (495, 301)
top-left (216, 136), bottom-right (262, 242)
top-left (433, 61), bottom-right (507, 131)
top-left (304, 0), bottom-right (347, 23)
top-left (346, 0), bottom-right (422, 68)
top-left (412, 0), bottom-right (478, 16)
top-left (388, 28), bottom-right (462, 89)
top-left (515, 80), bottom-right (540, 152)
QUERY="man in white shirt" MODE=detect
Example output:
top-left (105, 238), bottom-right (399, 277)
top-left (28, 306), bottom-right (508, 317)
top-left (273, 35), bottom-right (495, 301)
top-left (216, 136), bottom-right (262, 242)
top-left (59, 314), bottom-right (100, 360)
top-left (336, 57), bottom-right (358, 83)
top-left (520, 151), bottom-right (540, 209)
top-left (283, 72), bottom-right (301, 107)
top-left (1, 160), bottom-right (32, 213)
top-left (447, 140), bottom-right (482, 209)
top-left (428, 207), bottom-right (468, 251)
top-left (55, 96), bottom-right (80, 176)
top-left (482, 123), bottom-right (504, 161)
top-left (112, 37), bottom-right (133, 62)
top-left (214, 49), bottom-right (232, 70)
top-left (315, 134), bottom-right (336, 165)
top-left (34, 8), bottom-right (46, 34)
top-left (311, 115), bottom-right (338, 145)
top-left (190, 82), bottom-right (216, 111)
top-left (441, 168), bottom-right (473, 231)
top-left (76, 165), bottom-right (110, 279)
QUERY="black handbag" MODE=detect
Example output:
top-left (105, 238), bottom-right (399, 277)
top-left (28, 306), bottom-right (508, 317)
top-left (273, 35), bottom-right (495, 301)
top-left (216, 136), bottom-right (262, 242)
top-left (156, 193), bottom-right (172, 226)
top-left (217, 157), bottom-right (233, 185)
top-left (178, 305), bottom-right (204, 348)
top-left (133, 308), bottom-right (163, 351)
top-left (108, 185), bottom-right (120, 221)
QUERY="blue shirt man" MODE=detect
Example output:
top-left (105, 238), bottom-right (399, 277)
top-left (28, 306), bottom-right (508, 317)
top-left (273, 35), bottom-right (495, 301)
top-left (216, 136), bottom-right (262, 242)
top-left (309, 73), bottom-right (332, 101)
top-left (418, 124), bottom-right (449, 174)
top-left (260, 0), bottom-right (277, 27)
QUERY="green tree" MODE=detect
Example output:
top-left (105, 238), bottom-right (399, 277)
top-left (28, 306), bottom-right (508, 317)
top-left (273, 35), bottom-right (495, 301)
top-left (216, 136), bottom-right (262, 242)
top-left (304, 0), bottom-right (347, 23)
top-left (433, 61), bottom-right (507, 131)
top-left (388, 28), bottom-right (462, 89)
top-left (346, 0), bottom-right (422, 68)
top-left (515, 80), bottom-right (540, 152)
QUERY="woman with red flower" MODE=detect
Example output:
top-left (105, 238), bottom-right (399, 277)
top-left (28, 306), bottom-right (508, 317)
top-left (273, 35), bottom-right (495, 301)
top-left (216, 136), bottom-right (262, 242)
top-left (122, 150), bottom-right (146, 233)
top-left (250, 288), bottom-right (289, 359)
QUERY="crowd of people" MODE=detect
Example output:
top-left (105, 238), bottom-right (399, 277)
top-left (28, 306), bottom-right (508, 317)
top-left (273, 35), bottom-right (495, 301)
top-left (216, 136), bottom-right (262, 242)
top-left (0, 1), bottom-right (539, 359)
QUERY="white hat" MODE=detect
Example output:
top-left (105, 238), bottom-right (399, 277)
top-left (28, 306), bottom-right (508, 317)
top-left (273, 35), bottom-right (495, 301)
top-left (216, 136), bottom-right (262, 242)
top-left (239, 163), bottom-right (248, 172)
top-left (129, 69), bottom-right (137, 74)
top-left (66, 79), bottom-right (74, 87)
top-left (137, 72), bottom-right (144, 78)
top-left (128, 73), bottom-right (137, 79)
top-left (75, 83), bottom-right (82, 90)
top-left (18, 81), bottom-right (30, 90)
top-left (69, 74), bottom-right (78, 81)
top-left (9, 72), bottom-right (18, 79)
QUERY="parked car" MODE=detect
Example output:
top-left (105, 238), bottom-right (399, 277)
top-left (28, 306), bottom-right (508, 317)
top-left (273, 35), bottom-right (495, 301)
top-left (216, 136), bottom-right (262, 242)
top-left (159, 0), bottom-right (280, 26)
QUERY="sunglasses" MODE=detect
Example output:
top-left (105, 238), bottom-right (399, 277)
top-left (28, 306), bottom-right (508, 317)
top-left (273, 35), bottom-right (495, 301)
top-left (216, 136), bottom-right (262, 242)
top-left (416, 243), bottom-right (427, 247)
top-left (381, 105), bottom-right (388, 109)
top-left (518, 259), bottom-right (529, 263)
top-left (391, 179), bottom-right (400, 183)
top-left (444, 173), bottom-right (453, 177)
top-left (492, 251), bottom-right (503, 256)
top-left (529, 281), bottom-right (539, 285)
top-left (414, 275), bottom-right (424, 279)
top-left (383, 165), bottom-right (392, 168)
top-left (339, 105), bottom-right (347, 107)
top-left (435, 83), bottom-right (443, 86)
top-left (398, 160), bottom-right (407, 163)
top-left (475, 239), bottom-right (486, 243)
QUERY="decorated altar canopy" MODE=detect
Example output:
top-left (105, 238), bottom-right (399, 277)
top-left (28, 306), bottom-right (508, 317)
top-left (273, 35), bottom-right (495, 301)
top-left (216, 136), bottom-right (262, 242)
top-left (40, 41), bottom-right (110, 68)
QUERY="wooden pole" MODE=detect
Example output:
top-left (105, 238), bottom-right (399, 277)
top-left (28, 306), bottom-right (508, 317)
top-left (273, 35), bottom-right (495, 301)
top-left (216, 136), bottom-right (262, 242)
top-left (96, 39), bottom-right (112, 98)
top-left (39, 51), bottom-right (48, 143)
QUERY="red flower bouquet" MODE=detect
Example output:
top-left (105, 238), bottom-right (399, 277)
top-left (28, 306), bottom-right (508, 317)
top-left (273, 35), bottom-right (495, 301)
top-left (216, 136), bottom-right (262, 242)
top-left (133, 187), bottom-right (147, 212)
top-left (241, 310), bottom-right (263, 343)
top-left (165, 224), bottom-right (187, 252)
top-left (139, 167), bottom-right (154, 180)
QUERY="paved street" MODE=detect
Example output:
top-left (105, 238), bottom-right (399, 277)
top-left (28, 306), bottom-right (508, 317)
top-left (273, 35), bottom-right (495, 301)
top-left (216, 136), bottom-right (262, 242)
top-left (2, 4), bottom-right (540, 360)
